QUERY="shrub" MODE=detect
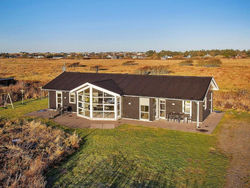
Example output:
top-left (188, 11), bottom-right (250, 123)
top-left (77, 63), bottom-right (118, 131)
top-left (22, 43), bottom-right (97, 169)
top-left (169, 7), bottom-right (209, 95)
top-left (136, 65), bottom-right (173, 75)
top-left (122, 61), bottom-right (138, 66)
top-left (0, 119), bottom-right (80, 188)
top-left (196, 58), bottom-right (222, 67)
top-left (179, 60), bottom-right (193, 66)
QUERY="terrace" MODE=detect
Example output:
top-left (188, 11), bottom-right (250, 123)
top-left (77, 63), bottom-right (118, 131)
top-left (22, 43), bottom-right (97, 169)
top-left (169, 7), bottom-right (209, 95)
top-left (26, 109), bottom-right (223, 134)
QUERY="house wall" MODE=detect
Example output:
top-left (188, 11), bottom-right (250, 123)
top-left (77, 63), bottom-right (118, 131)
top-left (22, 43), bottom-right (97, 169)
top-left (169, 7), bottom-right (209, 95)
top-left (203, 90), bottom-right (212, 120)
top-left (165, 99), bottom-right (182, 114)
top-left (191, 101), bottom-right (204, 122)
top-left (149, 98), bottom-right (156, 121)
top-left (49, 91), bottom-right (56, 109)
top-left (122, 96), bottom-right (139, 119)
top-left (62, 91), bottom-right (77, 112)
top-left (48, 91), bottom-right (77, 112)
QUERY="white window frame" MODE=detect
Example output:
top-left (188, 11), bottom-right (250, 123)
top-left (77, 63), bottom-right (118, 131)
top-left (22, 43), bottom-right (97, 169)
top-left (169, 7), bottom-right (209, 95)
top-left (204, 96), bottom-right (207, 110)
top-left (182, 100), bottom-right (192, 117)
top-left (159, 99), bottom-right (166, 119)
top-left (69, 92), bottom-right (76, 104)
top-left (139, 97), bottom-right (150, 121)
top-left (76, 84), bottom-right (120, 120)
top-left (56, 91), bottom-right (63, 109)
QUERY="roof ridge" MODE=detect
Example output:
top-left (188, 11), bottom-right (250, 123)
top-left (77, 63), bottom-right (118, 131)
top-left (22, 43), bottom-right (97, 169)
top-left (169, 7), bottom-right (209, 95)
top-left (64, 71), bottom-right (213, 79)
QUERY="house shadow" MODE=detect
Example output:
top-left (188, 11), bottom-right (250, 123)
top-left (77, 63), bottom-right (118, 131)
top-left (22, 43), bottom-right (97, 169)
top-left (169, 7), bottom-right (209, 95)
top-left (47, 149), bottom-right (203, 188)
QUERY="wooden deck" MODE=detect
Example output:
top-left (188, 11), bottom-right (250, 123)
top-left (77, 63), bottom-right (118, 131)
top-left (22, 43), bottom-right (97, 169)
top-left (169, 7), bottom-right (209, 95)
top-left (26, 110), bottom-right (224, 134)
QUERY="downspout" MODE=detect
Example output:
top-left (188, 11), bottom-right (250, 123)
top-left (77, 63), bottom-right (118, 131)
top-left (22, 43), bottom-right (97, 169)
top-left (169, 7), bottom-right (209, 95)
top-left (197, 101), bottom-right (200, 128)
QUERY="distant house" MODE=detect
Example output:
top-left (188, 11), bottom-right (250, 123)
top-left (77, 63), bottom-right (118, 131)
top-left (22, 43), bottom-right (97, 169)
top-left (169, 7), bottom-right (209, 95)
top-left (0, 77), bottom-right (16, 86)
top-left (203, 54), bottom-right (212, 58)
top-left (52, 56), bottom-right (63, 59)
top-left (161, 55), bottom-right (173, 60)
top-left (43, 72), bottom-right (219, 127)
top-left (185, 55), bottom-right (192, 58)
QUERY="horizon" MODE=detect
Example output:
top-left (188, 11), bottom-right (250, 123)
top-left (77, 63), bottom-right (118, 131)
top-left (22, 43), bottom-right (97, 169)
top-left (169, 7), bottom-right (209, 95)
top-left (1, 0), bottom-right (250, 52)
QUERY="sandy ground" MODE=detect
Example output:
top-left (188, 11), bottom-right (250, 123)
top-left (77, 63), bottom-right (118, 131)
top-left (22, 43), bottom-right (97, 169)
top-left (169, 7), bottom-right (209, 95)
top-left (217, 118), bottom-right (250, 188)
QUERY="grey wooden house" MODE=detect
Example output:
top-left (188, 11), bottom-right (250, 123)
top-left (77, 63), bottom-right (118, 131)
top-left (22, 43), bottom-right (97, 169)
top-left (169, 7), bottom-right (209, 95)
top-left (42, 72), bottom-right (219, 127)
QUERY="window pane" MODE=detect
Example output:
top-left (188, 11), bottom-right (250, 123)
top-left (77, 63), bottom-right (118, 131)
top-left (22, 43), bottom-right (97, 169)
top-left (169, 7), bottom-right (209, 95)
top-left (93, 105), bottom-right (103, 111)
top-left (84, 103), bottom-right (90, 110)
top-left (85, 97), bottom-right (90, 103)
top-left (84, 110), bottom-right (90, 117)
top-left (93, 112), bottom-right (103, 118)
top-left (160, 111), bottom-right (166, 117)
top-left (93, 89), bottom-right (103, 97)
top-left (104, 92), bottom-right (113, 97)
top-left (141, 112), bottom-right (149, 119)
top-left (104, 105), bottom-right (114, 111)
top-left (104, 98), bottom-right (114, 104)
top-left (141, 105), bottom-right (149, 112)
top-left (84, 88), bottom-right (90, 96)
top-left (93, 97), bottom-right (103, 104)
top-left (104, 112), bottom-right (115, 118)
top-left (78, 95), bottom-right (83, 101)
top-left (160, 104), bottom-right (165, 110)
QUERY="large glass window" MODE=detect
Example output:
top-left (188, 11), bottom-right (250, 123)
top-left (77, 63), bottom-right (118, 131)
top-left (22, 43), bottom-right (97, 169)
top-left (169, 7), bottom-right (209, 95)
top-left (78, 89), bottom-right (90, 117)
top-left (92, 88), bottom-right (115, 119)
top-left (78, 87), bottom-right (117, 119)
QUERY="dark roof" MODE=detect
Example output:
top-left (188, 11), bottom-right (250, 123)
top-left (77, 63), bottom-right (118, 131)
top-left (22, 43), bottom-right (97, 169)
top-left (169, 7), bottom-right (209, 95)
top-left (43, 72), bottom-right (213, 101)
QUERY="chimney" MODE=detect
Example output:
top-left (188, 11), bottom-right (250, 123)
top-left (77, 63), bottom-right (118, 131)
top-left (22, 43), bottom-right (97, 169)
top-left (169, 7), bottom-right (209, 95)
top-left (95, 66), bottom-right (99, 73)
top-left (62, 62), bottom-right (66, 72)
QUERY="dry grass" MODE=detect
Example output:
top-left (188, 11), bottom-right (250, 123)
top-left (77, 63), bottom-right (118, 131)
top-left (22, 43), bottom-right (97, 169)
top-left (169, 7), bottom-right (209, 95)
top-left (0, 119), bottom-right (80, 188)
top-left (0, 58), bottom-right (249, 111)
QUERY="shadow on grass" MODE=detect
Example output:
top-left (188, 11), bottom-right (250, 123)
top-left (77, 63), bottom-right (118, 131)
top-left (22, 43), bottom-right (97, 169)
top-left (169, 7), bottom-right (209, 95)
top-left (45, 129), bottom-right (96, 187)
top-left (46, 149), bottom-right (204, 188)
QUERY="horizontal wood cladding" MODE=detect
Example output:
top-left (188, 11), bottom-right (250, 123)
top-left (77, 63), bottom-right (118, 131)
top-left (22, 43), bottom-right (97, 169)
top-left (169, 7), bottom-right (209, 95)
top-left (122, 96), bottom-right (139, 119)
top-left (150, 98), bottom-right (156, 121)
top-left (191, 101), bottom-right (203, 122)
top-left (165, 99), bottom-right (182, 114)
top-left (49, 91), bottom-right (56, 109)
top-left (62, 92), bottom-right (77, 112)
top-left (203, 90), bottom-right (212, 120)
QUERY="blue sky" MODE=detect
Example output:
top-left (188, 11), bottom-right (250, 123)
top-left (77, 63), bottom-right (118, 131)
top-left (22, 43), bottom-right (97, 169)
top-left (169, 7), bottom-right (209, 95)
top-left (0, 0), bottom-right (249, 52)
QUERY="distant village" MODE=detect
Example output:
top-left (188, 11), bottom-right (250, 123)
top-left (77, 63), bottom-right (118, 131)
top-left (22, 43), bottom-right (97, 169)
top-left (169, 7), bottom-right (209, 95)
top-left (0, 49), bottom-right (249, 59)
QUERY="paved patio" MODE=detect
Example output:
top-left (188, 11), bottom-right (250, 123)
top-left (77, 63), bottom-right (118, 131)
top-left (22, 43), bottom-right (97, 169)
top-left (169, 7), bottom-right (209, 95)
top-left (26, 109), bottom-right (224, 134)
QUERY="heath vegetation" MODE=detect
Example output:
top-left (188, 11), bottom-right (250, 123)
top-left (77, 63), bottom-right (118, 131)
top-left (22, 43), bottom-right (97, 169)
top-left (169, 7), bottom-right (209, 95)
top-left (0, 118), bottom-right (80, 188)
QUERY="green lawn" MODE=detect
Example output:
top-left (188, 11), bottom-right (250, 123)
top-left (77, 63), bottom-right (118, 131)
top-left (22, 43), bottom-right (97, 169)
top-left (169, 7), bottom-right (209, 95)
top-left (0, 98), bottom-right (48, 119)
top-left (0, 99), bottom-right (229, 187)
top-left (47, 125), bottom-right (228, 188)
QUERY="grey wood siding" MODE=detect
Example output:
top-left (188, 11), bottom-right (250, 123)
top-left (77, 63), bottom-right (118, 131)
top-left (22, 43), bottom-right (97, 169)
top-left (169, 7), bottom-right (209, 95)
top-left (122, 96), bottom-right (139, 119)
top-left (149, 98), bottom-right (156, 121)
top-left (203, 90), bottom-right (212, 120)
top-left (165, 99), bottom-right (182, 115)
top-left (49, 91), bottom-right (56, 109)
top-left (62, 91), bottom-right (77, 112)
top-left (191, 101), bottom-right (203, 122)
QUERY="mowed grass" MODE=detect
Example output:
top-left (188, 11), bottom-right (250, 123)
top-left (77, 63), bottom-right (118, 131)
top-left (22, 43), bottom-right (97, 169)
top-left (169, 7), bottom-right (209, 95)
top-left (47, 125), bottom-right (228, 188)
top-left (0, 98), bottom-right (229, 187)
top-left (0, 98), bottom-right (48, 119)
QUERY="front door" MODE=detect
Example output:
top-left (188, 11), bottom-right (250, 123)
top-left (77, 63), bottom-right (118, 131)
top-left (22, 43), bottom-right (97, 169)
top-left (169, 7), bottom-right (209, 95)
top-left (56, 91), bottom-right (63, 109)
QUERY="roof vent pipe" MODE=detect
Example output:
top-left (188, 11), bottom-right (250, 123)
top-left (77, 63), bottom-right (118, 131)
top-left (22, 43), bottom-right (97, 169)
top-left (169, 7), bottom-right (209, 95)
top-left (62, 62), bottom-right (66, 72)
top-left (96, 66), bottom-right (99, 73)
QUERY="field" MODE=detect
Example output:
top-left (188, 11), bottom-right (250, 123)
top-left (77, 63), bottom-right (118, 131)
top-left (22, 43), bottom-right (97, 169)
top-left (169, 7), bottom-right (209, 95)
top-left (0, 58), bottom-right (250, 111)
top-left (0, 58), bottom-right (250, 187)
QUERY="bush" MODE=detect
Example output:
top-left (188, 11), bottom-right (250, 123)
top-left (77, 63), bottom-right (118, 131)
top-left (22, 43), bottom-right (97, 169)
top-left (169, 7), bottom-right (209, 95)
top-left (136, 65), bottom-right (173, 75)
top-left (196, 59), bottom-right (222, 67)
top-left (122, 61), bottom-right (138, 66)
top-left (0, 119), bottom-right (80, 187)
top-left (179, 60), bottom-right (193, 66)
